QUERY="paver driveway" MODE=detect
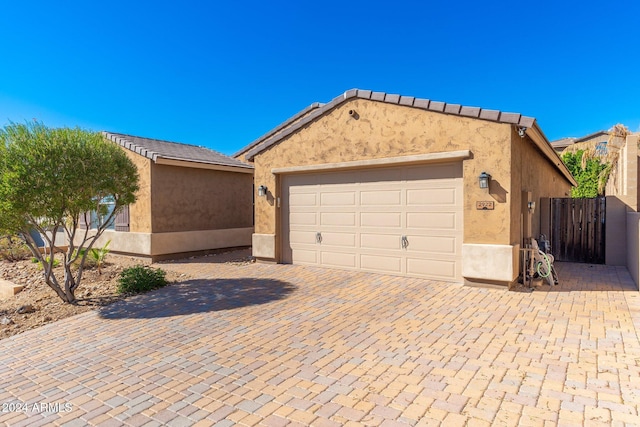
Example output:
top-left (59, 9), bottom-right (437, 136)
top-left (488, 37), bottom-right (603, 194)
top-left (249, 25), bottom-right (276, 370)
top-left (1, 253), bottom-right (640, 426)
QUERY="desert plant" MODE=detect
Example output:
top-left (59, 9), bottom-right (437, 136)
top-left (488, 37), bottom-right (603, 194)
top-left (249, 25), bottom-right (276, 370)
top-left (0, 121), bottom-right (139, 303)
top-left (89, 240), bottom-right (111, 275)
top-left (117, 265), bottom-right (168, 294)
top-left (32, 256), bottom-right (60, 268)
top-left (0, 235), bottom-right (31, 261)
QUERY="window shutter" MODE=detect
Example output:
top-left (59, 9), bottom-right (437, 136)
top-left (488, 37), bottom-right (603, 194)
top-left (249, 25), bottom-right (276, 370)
top-left (78, 212), bottom-right (89, 229)
top-left (115, 205), bottom-right (130, 232)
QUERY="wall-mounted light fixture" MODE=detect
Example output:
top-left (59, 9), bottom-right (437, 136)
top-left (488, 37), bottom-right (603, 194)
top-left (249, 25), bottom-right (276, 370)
top-left (257, 185), bottom-right (268, 197)
top-left (478, 172), bottom-right (491, 189)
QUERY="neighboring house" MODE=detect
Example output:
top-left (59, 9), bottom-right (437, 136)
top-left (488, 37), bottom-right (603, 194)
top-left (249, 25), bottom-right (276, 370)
top-left (551, 130), bottom-right (609, 153)
top-left (235, 89), bottom-right (576, 287)
top-left (77, 132), bottom-right (254, 261)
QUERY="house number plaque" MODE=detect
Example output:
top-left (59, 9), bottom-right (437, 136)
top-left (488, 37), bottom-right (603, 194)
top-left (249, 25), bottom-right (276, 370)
top-left (476, 201), bottom-right (494, 210)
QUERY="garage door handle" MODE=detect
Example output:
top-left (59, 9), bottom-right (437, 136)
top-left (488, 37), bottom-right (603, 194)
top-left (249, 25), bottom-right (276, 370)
top-left (316, 232), bottom-right (322, 244)
top-left (401, 235), bottom-right (408, 249)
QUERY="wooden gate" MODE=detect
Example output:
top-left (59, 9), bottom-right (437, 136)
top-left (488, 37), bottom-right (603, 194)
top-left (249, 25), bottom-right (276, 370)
top-left (550, 197), bottom-right (605, 263)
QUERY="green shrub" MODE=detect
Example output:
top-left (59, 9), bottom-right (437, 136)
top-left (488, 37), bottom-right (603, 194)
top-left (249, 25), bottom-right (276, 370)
top-left (33, 256), bottom-right (60, 268)
top-left (117, 265), bottom-right (168, 294)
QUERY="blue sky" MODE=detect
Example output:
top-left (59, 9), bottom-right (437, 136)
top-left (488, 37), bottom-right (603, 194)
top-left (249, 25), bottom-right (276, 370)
top-left (1, 1), bottom-right (638, 155)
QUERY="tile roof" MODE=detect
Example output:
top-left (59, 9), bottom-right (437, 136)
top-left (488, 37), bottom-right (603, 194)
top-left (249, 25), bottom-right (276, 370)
top-left (242, 88), bottom-right (537, 161)
top-left (550, 137), bottom-right (577, 150)
top-left (103, 132), bottom-right (253, 170)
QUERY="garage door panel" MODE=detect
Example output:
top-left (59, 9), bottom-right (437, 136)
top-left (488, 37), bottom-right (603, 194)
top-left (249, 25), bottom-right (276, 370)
top-left (360, 233), bottom-right (402, 250)
top-left (361, 212), bottom-right (402, 228)
top-left (320, 191), bottom-right (356, 206)
top-left (321, 232), bottom-right (356, 248)
top-left (321, 251), bottom-right (357, 268)
top-left (289, 192), bottom-right (317, 207)
top-left (406, 212), bottom-right (457, 229)
top-left (289, 231), bottom-right (318, 245)
top-left (290, 212), bottom-right (317, 226)
top-left (321, 212), bottom-right (356, 226)
top-left (406, 258), bottom-right (457, 280)
top-left (292, 249), bottom-right (318, 264)
top-left (361, 254), bottom-right (402, 273)
top-left (406, 188), bottom-right (457, 205)
top-left (360, 190), bottom-right (402, 206)
top-left (405, 235), bottom-right (457, 254)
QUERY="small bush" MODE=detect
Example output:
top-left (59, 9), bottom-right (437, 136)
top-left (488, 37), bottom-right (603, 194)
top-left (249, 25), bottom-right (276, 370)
top-left (72, 248), bottom-right (98, 270)
top-left (0, 235), bottom-right (31, 261)
top-left (117, 265), bottom-right (168, 294)
top-left (33, 256), bottom-right (60, 268)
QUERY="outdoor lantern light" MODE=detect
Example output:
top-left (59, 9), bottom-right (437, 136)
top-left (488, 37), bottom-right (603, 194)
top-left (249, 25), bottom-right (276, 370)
top-left (478, 172), bottom-right (491, 189)
top-left (257, 185), bottom-right (268, 197)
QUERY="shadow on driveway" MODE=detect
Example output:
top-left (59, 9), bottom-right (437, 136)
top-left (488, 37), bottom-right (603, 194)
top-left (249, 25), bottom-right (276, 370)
top-left (98, 278), bottom-right (296, 319)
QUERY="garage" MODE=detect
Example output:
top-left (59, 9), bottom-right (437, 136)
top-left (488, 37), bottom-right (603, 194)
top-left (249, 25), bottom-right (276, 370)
top-left (281, 163), bottom-right (463, 282)
top-left (238, 89), bottom-right (576, 287)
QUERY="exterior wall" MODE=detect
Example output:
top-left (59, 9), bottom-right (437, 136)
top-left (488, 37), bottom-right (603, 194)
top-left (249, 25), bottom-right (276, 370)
top-left (150, 164), bottom-right (253, 233)
top-left (604, 134), bottom-right (639, 266)
top-left (124, 150), bottom-right (153, 233)
top-left (510, 128), bottom-right (572, 244)
top-left (82, 227), bottom-right (253, 261)
top-left (627, 213), bottom-right (640, 288)
top-left (253, 98), bottom-right (514, 247)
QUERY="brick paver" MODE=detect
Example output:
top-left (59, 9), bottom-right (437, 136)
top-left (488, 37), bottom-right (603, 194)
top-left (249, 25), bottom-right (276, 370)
top-left (1, 252), bottom-right (639, 426)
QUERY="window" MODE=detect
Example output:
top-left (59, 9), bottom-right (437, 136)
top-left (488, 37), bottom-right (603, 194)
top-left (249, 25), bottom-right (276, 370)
top-left (90, 196), bottom-right (116, 230)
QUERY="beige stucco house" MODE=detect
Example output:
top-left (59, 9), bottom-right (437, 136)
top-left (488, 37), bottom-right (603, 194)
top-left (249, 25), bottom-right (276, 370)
top-left (235, 89), bottom-right (576, 287)
top-left (78, 132), bottom-right (254, 261)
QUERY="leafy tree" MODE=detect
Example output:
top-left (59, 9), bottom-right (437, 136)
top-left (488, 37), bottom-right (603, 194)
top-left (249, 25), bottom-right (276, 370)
top-left (0, 122), bottom-right (139, 303)
top-left (561, 150), bottom-right (609, 198)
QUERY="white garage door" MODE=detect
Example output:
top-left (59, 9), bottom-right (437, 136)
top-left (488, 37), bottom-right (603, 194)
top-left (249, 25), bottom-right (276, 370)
top-left (281, 163), bottom-right (463, 282)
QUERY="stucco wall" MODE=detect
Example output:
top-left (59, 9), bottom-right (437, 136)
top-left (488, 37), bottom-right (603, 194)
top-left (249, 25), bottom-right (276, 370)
top-left (124, 150), bottom-right (152, 233)
top-left (627, 213), bottom-right (640, 288)
top-left (510, 128), bottom-right (572, 244)
top-left (253, 98), bottom-right (514, 246)
top-left (150, 164), bottom-right (253, 233)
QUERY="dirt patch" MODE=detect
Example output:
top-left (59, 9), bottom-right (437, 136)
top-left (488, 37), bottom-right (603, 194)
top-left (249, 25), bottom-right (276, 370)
top-left (0, 256), bottom-right (193, 340)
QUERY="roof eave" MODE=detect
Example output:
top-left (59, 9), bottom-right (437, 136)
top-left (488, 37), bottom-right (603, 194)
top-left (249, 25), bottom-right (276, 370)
top-left (525, 123), bottom-right (577, 187)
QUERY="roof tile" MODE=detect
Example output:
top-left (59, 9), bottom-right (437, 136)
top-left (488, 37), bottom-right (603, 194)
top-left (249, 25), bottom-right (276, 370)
top-left (428, 101), bottom-right (446, 112)
top-left (370, 91), bottom-right (386, 101)
top-left (357, 89), bottom-right (372, 99)
top-left (444, 104), bottom-right (461, 114)
top-left (399, 96), bottom-right (415, 106)
top-left (385, 94), bottom-right (401, 103)
top-left (499, 112), bottom-right (522, 124)
top-left (479, 109), bottom-right (500, 121)
top-left (460, 106), bottom-right (481, 118)
top-left (413, 99), bottom-right (430, 109)
top-left (344, 88), bottom-right (358, 98)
